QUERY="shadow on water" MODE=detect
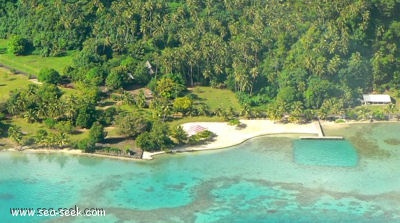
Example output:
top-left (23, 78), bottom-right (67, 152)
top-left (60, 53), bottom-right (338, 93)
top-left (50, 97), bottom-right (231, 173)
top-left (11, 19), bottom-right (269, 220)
top-left (10, 152), bottom-right (30, 164)
top-left (35, 153), bottom-right (70, 169)
top-left (77, 156), bottom-right (103, 166)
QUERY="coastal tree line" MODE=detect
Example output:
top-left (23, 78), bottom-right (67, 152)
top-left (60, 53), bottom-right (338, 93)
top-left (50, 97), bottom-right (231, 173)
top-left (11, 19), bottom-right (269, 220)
top-left (1, 0), bottom-right (400, 152)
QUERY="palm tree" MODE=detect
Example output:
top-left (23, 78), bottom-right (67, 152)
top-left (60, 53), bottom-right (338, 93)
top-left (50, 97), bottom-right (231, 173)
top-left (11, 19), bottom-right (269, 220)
top-left (385, 103), bottom-right (397, 120)
top-left (290, 101), bottom-right (304, 123)
top-left (23, 109), bottom-right (38, 123)
top-left (62, 95), bottom-right (80, 121)
top-left (8, 126), bottom-right (23, 148)
top-left (56, 132), bottom-right (69, 148)
top-left (357, 107), bottom-right (371, 121)
top-left (214, 106), bottom-right (224, 117)
top-left (268, 105), bottom-right (283, 121)
top-left (249, 67), bottom-right (259, 95)
top-left (34, 129), bottom-right (48, 146)
top-left (136, 90), bottom-right (147, 108)
top-left (240, 104), bottom-right (253, 119)
top-left (121, 91), bottom-right (135, 105)
top-left (171, 126), bottom-right (188, 145)
top-left (194, 103), bottom-right (210, 116)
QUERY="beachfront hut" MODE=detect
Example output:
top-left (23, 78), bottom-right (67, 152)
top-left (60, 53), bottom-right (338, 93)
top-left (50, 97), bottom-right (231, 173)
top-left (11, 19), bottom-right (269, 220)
top-left (184, 125), bottom-right (207, 136)
top-left (362, 94), bottom-right (391, 105)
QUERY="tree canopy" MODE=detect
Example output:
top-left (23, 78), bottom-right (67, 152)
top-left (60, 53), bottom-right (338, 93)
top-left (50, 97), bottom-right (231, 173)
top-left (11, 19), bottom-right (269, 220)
top-left (2, 0), bottom-right (400, 152)
top-left (1, 1), bottom-right (399, 111)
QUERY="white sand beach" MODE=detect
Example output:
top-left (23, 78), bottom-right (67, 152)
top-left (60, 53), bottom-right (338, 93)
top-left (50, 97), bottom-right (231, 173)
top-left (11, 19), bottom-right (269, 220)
top-left (4, 119), bottom-right (326, 161)
top-left (142, 120), bottom-right (321, 160)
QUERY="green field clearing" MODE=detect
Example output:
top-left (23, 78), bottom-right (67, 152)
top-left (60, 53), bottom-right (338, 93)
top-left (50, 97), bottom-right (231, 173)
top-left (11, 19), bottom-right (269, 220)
top-left (68, 129), bottom-right (89, 142)
top-left (0, 39), bottom-right (75, 75)
top-left (0, 69), bottom-right (31, 102)
top-left (8, 117), bottom-right (46, 136)
top-left (190, 86), bottom-right (242, 112)
top-left (0, 69), bottom-right (78, 103)
top-left (7, 117), bottom-right (89, 146)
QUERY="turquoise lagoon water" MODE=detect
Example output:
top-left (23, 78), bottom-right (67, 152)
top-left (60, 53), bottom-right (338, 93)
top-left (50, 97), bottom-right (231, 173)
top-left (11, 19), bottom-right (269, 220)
top-left (1, 123), bottom-right (400, 223)
top-left (294, 139), bottom-right (358, 167)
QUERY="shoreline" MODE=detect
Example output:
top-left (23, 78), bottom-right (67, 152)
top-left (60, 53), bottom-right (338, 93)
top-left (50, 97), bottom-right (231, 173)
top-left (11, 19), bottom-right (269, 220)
top-left (2, 119), bottom-right (399, 161)
top-left (143, 119), bottom-right (400, 160)
top-left (142, 119), bottom-right (322, 160)
top-left (2, 148), bottom-right (145, 162)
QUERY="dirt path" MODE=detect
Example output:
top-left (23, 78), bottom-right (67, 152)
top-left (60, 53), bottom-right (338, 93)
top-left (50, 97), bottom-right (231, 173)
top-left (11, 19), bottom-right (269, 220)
top-left (0, 63), bottom-right (36, 78)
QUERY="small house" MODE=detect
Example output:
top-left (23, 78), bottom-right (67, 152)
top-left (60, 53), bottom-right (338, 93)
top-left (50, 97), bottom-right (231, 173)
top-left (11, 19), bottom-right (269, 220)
top-left (362, 94), bottom-right (391, 105)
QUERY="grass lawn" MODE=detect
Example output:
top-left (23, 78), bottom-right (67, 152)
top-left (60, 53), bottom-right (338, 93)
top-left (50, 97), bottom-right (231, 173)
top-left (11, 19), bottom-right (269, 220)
top-left (0, 39), bottom-right (75, 75)
top-left (0, 69), bottom-right (31, 103)
top-left (0, 68), bottom-right (79, 102)
top-left (7, 117), bottom-right (89, 146)
top-left (68, 129), bottom-right (89, 142)
top-left (189, 86), bottom-right (242, 112)
top-left (7, 117), bottom-right (46, 136)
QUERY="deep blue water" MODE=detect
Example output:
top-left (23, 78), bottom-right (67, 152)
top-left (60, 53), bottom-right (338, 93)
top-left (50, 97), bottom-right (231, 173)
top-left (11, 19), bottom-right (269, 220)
top-left (1, 123), bottom-right (400, 223)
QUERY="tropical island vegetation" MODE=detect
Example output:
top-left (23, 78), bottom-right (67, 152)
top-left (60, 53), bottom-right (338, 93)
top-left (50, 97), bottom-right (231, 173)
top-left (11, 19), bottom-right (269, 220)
top-left (0, 0), bottom-right (399, 157)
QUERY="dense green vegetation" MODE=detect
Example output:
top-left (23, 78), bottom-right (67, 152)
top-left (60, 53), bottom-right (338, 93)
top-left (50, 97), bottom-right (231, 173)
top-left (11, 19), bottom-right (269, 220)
top-left (1, 0), bottom-right (400, 153)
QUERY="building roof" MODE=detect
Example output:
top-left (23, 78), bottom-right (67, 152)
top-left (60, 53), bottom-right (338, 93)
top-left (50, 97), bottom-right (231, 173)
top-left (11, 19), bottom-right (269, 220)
top-left (363, 94), bottom-right (391, 103)
top-left (184, 125), bottom-right (207, 136)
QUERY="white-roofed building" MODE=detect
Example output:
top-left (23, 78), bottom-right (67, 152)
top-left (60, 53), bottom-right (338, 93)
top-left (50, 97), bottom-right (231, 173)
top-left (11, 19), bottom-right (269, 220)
top-left (362, 94), bottom-right (391, 105)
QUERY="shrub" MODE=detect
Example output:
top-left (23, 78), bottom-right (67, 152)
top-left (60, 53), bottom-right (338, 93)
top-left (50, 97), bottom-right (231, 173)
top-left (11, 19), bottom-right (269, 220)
top-left (85, 67), bottom-right (106, 86)
top-left (77, 138), bottom-right (96, 153)
top-left (38, 68), bottom-right (61, 85)
top-left (99, 107), bottom-right (117, 126)
top-left (106, 66), bottom-right (125, 90)
top-left (135, 122), bottom-right (174, 151)
top-left (188, 130), bottom-right (215, 145)
top-left (44, 118), bottom-right (57, 129)
top-left (116, 112), bottom-right (151, 138)
top-left (135, 132), bottom-right (156, 151)
top-left (173, 96), bottom-right (193, 115)
top-left (197, 130), bottom-right (214, 139)
top-left (373, 110), bottom-right (386, 120)
top-left (171, 126), bottom-right (188, 145)
top-left (75, 103), bottom-right (97, 129)
top-left (10, 68), bottom-right (17, 74)
top-left (228, 119), bottom-right (241, 126)
top-left (89, 122), bottom-right (107, 143)
top-left (55, 121), bottom-right (74, 134)
top-left (8, 35), bottom-right (31, 55)
top-left (335, 119), bottom-right (346, 123)
top-left (22, 137), bottom-right (35, 146)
